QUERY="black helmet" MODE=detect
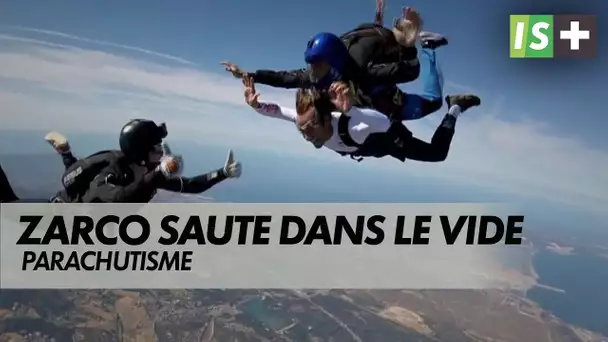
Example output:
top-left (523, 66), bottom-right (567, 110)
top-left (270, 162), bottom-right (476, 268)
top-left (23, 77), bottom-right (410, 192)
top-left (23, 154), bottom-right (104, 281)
top-left (119, 119), bottom-right (167, 161)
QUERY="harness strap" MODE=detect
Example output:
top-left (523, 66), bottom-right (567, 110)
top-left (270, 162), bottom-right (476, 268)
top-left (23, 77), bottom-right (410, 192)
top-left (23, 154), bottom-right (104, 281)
top-left (337, 115), bottom-right (360, 148)
top-left (336, 115), bottom-right (365, 162)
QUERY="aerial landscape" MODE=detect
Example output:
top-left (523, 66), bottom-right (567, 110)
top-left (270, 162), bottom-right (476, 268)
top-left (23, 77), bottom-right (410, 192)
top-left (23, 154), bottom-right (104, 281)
top-left (0, 270), bottom-right (604, 341)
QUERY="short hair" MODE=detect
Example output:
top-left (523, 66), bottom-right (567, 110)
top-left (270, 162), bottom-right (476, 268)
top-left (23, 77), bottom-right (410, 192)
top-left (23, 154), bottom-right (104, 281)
top-left (295, 88), bottom-right (316, 114)
top-left (295, 88), bottom-right (334, 121)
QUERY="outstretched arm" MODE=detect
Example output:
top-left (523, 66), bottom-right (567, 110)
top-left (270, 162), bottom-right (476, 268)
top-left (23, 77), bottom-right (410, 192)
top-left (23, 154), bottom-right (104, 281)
top-left (222, 62), bottom-right (312, 89)
top-left (248, 68), bottom-right (312, 89)
top-left (243, 76), bottom-right (298, 122)
top-left (158, 149), bottom-right (241, 194)
top-left (158, 169), bottom-right (227, 194)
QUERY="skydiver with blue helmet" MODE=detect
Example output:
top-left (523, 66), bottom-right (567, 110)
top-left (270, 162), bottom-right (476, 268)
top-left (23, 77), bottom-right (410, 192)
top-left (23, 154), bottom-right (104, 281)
top-left (221, 5), bottom-right (448, 123)
top-left (222, 32), bottom-right (410, 100)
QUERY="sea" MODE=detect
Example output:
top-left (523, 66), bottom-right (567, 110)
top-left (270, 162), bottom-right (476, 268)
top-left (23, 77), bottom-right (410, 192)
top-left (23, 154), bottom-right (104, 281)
top-left (527, 250), bottom-right (608, 336)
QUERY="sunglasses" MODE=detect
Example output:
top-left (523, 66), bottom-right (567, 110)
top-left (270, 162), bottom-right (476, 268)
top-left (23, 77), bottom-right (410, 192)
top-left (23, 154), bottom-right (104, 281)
top-left (297, 116), bottom-right (321, 136)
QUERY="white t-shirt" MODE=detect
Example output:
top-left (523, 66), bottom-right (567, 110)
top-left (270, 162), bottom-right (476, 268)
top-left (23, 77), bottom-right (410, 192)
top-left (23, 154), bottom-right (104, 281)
top-left (253, 101), bottom-right (391, 153)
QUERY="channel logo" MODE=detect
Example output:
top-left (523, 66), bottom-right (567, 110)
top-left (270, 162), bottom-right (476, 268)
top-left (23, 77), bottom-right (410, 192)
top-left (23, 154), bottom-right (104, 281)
top-left (509, 14), bottom-right (597, 59)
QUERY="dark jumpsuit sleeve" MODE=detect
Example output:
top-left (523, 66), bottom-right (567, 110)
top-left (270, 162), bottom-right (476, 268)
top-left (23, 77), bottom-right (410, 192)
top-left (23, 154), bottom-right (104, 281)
top-left (0, 163), bottom-right (19, 202)
top-left (158, 168), bottom-right (227, 194)
top-left (249, 68), bottom-right (313, 88)
top-left (366, 58), bottom-right (420, 85)
top-left (61, 152), bottom-right (78, 170)
top-left (83, 164), bottom-right (162, 203)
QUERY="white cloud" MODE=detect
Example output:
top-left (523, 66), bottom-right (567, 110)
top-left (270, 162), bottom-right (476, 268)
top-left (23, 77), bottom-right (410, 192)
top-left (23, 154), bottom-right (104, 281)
top-left (2, 25), bottom-right (197, 65)
top-left (0, 28), bottom-right (606, 212)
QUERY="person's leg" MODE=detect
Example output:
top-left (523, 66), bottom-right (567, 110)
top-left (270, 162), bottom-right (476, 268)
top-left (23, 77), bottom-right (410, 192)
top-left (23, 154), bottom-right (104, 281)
top-left (45, 131), bottom-right (78, 169)
top-left (401, 47), bottom-right (445, 121)
top-left (402, 94), bottom-right (481, 162)
top-left (0, 163), bottom-right (19, 202)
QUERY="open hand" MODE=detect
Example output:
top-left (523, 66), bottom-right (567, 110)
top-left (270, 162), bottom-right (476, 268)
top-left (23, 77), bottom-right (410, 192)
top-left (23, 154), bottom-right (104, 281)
top-left (221, 61), bottom-right (246, 79)
top-left (242, 76), bottom-right (260, 108)
top-left (329, 81), bottom-right (353, 113)
top-left (394, 7), bottom-right (423, 47)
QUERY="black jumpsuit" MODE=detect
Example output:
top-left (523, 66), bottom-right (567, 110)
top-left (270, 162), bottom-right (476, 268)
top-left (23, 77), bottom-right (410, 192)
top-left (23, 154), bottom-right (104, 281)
top-left (82, 157), bottom-right (228, 203)
top-left (338, 113), bottom-right (458, 163)
top-left (0, 163), bottom-right (19, 202)
top-left (1, 155), bottom-right (228, 203)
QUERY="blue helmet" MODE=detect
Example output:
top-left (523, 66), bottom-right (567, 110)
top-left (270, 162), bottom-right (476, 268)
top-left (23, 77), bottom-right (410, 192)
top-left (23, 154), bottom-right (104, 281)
top-left (304, 32), bottom-right (349, 71)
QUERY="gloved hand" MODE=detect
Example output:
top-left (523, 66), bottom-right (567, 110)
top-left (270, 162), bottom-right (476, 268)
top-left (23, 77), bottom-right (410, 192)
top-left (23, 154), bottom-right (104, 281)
top-left (222, 149), bottom-right (242, 178)
top-left (44, 131), bottom-right (71, 154)
top-left (157, 142), bottom-right (184, 178)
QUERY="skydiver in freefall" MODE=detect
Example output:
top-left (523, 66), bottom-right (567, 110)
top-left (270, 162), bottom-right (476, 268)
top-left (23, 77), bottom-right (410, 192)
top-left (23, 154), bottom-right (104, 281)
top-left (1, 121), bottom-right (243, 203)
top-left (240, 76), bottom-right (480, 164)
top-left (221, 2), bottom-right (448, 122)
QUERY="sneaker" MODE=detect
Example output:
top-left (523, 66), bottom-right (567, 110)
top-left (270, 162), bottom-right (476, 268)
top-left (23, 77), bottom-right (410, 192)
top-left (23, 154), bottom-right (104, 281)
top-left (44, 131), bottom-right (71, 154)
top-left (419, 31), bottom-right (448, 49)
top-left (445, 95), bottom-right (481, 112)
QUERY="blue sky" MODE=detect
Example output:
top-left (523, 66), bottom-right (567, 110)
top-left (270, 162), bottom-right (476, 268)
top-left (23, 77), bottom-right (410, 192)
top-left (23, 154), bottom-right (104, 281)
top-left (0, 0), bottom-right (606, 235)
